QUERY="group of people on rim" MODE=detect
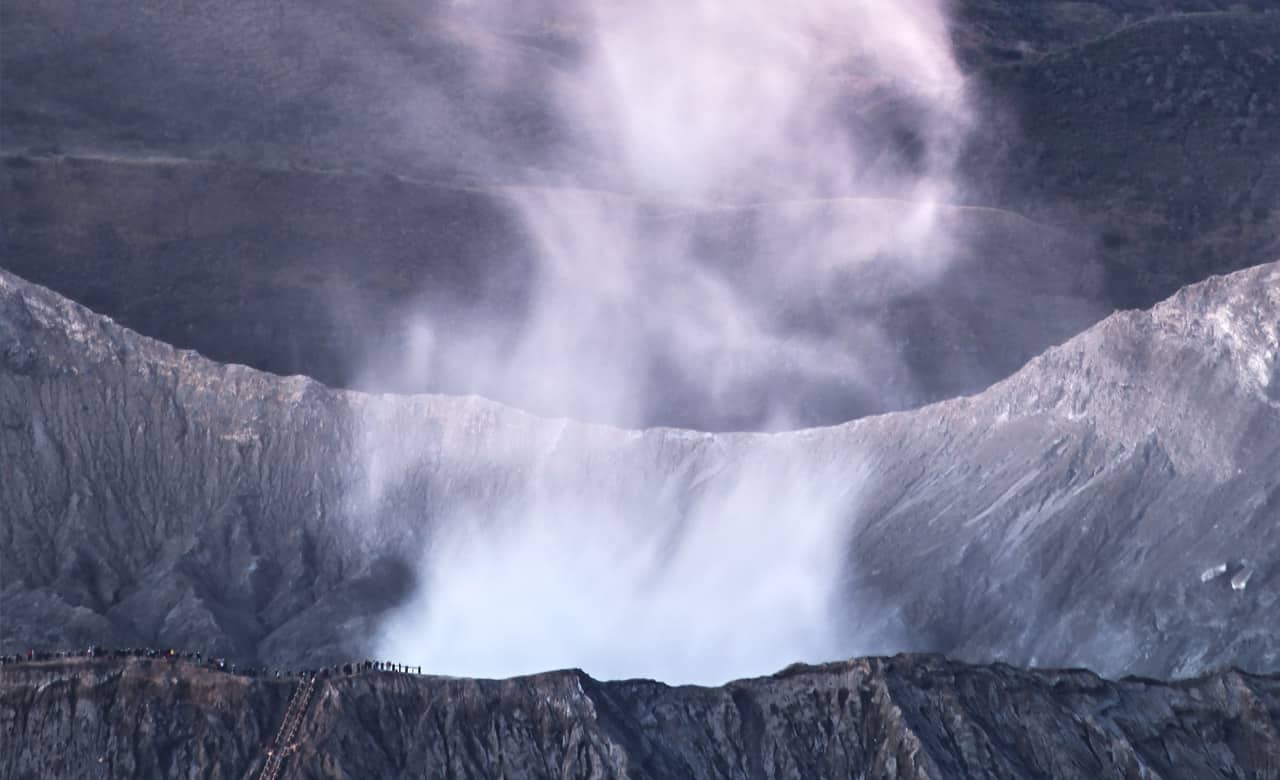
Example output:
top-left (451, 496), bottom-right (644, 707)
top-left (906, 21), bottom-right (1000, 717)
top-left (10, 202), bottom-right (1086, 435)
top-left (1, 647), bottom-right (423, 678)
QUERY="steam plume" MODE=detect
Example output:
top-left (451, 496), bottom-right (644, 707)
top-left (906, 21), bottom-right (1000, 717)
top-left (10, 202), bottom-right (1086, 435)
top-left (367, 0), bottom-right (970, 683)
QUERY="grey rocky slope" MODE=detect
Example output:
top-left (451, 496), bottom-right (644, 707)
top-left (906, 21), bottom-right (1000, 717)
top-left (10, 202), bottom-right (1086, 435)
top-left (4, 654), bottom-right (1280, 779)
top-left (2, 261), bottom-right (1278, 677)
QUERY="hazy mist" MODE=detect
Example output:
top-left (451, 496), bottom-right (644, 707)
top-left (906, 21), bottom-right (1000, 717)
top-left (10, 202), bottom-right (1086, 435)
top-left (368, 0), bottom-right (971, 683)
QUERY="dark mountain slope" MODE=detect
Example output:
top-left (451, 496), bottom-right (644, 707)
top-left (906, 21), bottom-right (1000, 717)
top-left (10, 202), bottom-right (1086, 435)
top-left (4, 3), bottom-right (1277, 428)
top-left (1, 261), bottom-right (1276, 676)
top-left (0, 154), bottom-right (535, 392)
top-left (0, 153), bottom-right (1105, 427)
top-left (952, 1), bottom-right (1280, 66)
top-left (0, 0), bottom-right (563, 180)
top-left (965, 11), bottom-right (1280, 305)
top-left (3, 654), bottom-right (1279, 779)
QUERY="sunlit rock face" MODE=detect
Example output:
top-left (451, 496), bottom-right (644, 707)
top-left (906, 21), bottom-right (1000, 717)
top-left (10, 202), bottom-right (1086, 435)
top-left (2, 262), bottom-right (1278, 682)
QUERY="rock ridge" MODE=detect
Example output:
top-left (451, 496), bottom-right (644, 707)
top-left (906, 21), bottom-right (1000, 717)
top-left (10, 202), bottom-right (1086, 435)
top-left (3, 653), bottom-right (1279, 778)
top-left (1, 263), bottom-right (1279, 677)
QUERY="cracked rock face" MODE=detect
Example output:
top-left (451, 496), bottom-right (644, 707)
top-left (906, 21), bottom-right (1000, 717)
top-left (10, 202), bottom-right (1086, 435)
top-left (1, 262), bottom-right (1278, 678)
top-left (2, 654), bottom-right (1279, 779)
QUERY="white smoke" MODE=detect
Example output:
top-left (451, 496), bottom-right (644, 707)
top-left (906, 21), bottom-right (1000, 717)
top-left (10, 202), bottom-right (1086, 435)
top-left (374, 443), bottom-right (865, 683)
top-left (372, 0), bottom-right (971, 430)
top-left (558, 0), bottom-right (963, 201)
top-left (365, 0), bottom-right (970, 682)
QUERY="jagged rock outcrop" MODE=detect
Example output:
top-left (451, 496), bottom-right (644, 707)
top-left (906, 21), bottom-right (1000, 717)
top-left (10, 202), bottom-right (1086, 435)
top-left (0, 658), bottom-right (288, 778)
top-left (1, 262), bottom-right (1277, 677)
top-left (2, 654), bottom-right (1279, 779)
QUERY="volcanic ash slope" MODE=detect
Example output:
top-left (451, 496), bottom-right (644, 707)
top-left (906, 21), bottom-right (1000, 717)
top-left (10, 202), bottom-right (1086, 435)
top-left (0, 263), bottom-right (1277, 676)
